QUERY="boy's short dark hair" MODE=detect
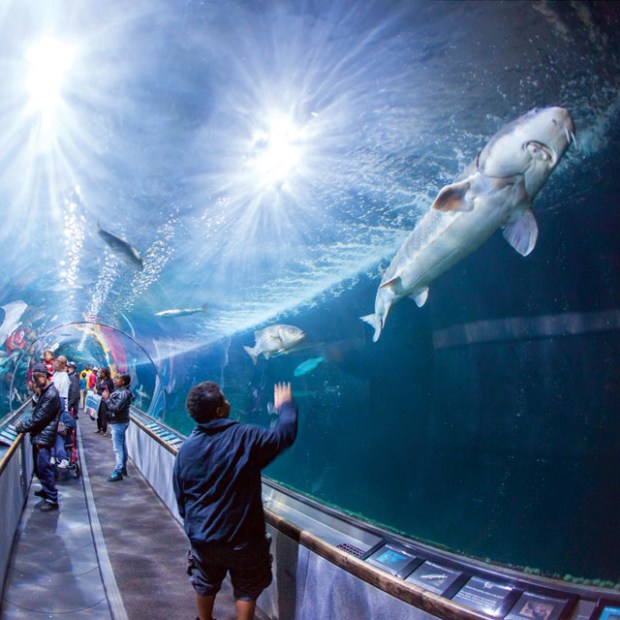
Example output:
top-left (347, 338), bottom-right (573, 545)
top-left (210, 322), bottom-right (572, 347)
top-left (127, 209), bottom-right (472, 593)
top-left (186, 381), bottom-right (224, 424)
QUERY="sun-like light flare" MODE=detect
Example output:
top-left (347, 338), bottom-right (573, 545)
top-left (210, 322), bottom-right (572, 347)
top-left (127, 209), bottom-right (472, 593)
top-left (26, 37), bottom-right (74, 116)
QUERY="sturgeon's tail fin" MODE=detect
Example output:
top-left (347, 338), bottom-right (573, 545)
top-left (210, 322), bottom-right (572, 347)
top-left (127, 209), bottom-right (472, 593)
top-left (243, 345), bottom-right (258, 364)
top-left (361, 314), bottom-right (383, 342)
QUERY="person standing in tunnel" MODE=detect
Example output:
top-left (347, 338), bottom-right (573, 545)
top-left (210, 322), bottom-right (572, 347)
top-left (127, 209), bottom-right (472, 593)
top-left (15, 363), bottom-right (62, 512)
top-left (52, 355), bottom-right (70, 413)
top-left (101, 372), bottom-right (133, 482)
top-left (88, 366), bottom-right (98, 391)
top-left (67, 361), bottom-right (81, 419)
top-left (79, 365), bottom-right (92, 408)
top-left (173, 381), bottom-right (297, 620)
top-left (94, 367), bottom-right (114, 436)
top-left (42, 350), bottom-right (55, 375)
top-left (50, 356), bottom-right (71, 469)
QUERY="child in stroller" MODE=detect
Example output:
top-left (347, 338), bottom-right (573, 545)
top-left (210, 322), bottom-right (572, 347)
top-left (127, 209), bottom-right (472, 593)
top-left (54, 409), bottom-right (80, 480)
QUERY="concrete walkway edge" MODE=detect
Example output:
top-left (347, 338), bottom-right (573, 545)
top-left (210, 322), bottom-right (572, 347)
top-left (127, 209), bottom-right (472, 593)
top-left (77, 426), bottom-right (129, 620)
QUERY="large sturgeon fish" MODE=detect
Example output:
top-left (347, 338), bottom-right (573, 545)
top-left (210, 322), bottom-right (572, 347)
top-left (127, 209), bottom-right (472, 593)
top-left (362, 106), bottom-right (575, 342)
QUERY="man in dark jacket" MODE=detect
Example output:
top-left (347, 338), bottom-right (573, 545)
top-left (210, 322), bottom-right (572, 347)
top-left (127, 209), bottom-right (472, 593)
top-left (173, 381), bottom-right (297, 620)
top-left (15, 362), bottom-right (62, 511)
top-left (67, 361), bottom-right (81, 419)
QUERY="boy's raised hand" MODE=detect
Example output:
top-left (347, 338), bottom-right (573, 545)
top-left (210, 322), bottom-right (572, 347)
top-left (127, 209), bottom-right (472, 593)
top-left (274, 382), bottom-right (292, 410)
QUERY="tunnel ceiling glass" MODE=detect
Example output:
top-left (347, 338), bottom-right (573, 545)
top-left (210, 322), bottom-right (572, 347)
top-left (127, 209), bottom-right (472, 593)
top-left (1, 0), bottom-right (619, 586)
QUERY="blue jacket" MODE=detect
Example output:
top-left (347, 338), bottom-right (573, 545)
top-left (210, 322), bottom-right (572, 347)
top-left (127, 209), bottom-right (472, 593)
top-left (173, 402), bottom-right (297, 546)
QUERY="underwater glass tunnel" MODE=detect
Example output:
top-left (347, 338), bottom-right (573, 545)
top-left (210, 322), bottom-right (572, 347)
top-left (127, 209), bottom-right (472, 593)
top-left (0, 0), bottom-right (618, 590)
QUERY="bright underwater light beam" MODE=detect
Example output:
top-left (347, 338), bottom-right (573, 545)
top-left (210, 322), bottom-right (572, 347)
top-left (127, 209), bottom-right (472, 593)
top-left (185, 2), bottom-right (433, 341)
top-left (26, 37), bottom-right (74, 116)
top-left (248, 113), bottom-right (306, 188)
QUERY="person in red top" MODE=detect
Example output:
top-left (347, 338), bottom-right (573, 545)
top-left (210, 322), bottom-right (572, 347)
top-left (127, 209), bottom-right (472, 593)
top-left (42, 350), bottom-right (55, 375)
top-left (88, 368), bottom-right (98, 390)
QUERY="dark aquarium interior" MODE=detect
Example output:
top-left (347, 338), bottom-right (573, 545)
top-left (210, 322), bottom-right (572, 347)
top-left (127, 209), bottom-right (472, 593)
top-left (0, 0), bottom-right (619, 588)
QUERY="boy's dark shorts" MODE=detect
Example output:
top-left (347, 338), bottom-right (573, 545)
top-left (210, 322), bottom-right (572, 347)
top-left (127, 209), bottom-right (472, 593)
top-left (187, 536), bottom-right (272, 602)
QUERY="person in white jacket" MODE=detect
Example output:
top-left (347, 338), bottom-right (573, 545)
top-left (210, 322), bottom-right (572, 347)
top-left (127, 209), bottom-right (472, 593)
top-left (51, 355), bottom-right (71, 469)
top-left (51, 355), bottom-right (70, 412)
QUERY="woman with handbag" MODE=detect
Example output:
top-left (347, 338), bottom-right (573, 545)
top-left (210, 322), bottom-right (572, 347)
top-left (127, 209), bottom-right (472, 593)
top-left (94, 367), bottom-right (114, 436)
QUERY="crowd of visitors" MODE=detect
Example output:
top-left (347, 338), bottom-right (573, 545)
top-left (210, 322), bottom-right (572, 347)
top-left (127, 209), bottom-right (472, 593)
top-left (15, 350), bottom-right (136, 510)
top-left (14, 350), bottom-right (296, 620)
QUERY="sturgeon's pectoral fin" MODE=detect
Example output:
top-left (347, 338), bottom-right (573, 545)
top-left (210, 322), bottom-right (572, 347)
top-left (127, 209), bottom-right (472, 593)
top-left (409, 287), bottom-right (429, 307)
top-left (431, 180), bottom-right (473, 212)
top-left (379, 276), bottom-right (400, 291)
top-left (502, 208), bottom-right (539, 256)
top-left (243, 346), bottom-right (258, 365)
top-left (361, 314), bottom-right (383, 342)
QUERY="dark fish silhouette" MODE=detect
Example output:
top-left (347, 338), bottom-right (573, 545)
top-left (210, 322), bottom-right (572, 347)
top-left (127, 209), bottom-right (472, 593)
top-left (97, 222), bottom-right (144, 270)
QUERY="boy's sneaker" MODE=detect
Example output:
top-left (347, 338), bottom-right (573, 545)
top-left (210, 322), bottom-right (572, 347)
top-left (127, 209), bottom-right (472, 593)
top-left (121, 467), bottom-right (128, 477)
top-left (108, 472), bottom-right (123, 482)
top-left (34, 489), bottom-right (47, 498)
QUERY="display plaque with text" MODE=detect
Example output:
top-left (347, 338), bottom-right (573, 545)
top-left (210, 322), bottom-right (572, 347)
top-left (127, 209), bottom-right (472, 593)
top-left (367, 545), bottom-right (418, 577)
top-left (506, 591), bottom-right (574, 620)
top-left (597, 604), bottom-right (620, 620)
top-left (452, 576), bottom-right (516, 617)
top-left (405, 560), bottom-right (463, 596)
top-left (0, 425), bottom-right (18, 447)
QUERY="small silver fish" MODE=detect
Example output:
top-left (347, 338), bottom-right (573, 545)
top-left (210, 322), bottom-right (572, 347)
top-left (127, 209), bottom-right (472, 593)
top-left (97, 221), bottom-right (144, 270)
top-left (154, 304), bottom-right (208, 318)
top-left (244, 324), bottom-right (306, 365)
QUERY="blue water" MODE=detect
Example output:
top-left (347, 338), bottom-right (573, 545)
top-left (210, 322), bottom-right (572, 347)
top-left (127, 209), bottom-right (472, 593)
top-left (1, 0), bottom-right (619, 587)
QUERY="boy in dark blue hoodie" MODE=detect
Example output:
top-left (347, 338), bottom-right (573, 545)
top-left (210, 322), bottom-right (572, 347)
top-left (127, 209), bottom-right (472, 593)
top-left (173, 381), bottom-right (297, 620)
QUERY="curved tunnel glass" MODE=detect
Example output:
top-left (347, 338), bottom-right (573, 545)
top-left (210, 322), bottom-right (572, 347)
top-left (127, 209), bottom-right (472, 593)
top-left (0, 0), bottom-right (619, 589)
top-left (2, 322), bottom-right (163, 421)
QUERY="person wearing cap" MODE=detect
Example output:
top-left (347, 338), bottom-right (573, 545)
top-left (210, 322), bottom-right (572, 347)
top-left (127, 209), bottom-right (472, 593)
top-left (15, 363), bottom-right (62, 511)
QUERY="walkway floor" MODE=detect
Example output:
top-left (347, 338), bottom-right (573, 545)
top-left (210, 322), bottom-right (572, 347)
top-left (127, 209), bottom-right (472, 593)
top-left (1, 415), bottom-right (268, 620)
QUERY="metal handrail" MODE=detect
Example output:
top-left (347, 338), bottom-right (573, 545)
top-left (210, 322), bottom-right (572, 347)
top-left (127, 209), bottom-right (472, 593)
top-left (0, 402), bottom-right (31, 477)
top-left (128, 409), bottom-right (620, 619)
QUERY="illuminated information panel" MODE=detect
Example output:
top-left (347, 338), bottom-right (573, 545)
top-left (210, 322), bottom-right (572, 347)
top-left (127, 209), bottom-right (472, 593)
top-left (506, 591), bottom-right (574, 620)
top-left (453, 576), bottom-right (516, 617)
top-left (405, 560), bottom-right (464, 596)
top-left (597, 605), bottom-right (620, 620)
top-left (366, 545), bottom-right (420, 577)
top-left (0, 424), bottom-right (19, 447)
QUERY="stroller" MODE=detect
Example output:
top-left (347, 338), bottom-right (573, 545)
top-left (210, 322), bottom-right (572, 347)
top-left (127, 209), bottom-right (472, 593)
top-left (62, 425), bottom-right (81, 479)
top-left (54, 409), bottom-right (81, 480)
